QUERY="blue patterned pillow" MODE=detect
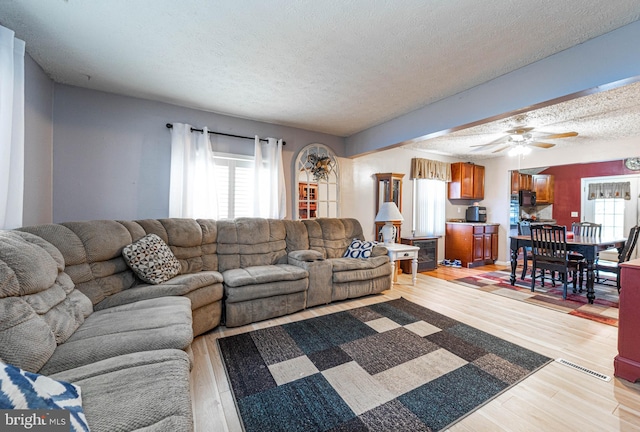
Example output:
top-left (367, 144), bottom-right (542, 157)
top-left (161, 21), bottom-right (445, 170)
top-left (343, 239), bottom-right (376, 259)
top-left (0, 361), bottom-right (89, 431)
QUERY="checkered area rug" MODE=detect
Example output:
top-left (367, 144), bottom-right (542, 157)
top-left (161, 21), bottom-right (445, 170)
top-left (218, 298), bottom-right (551, 432)
top-left (451, 269), bottom-right (619, 326)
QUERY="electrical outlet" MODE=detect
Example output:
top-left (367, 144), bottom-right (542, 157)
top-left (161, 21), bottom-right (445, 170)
top-left (571, 211), bottom-right (578, 217)
top-left (458, 207), bottom-right (461, 213)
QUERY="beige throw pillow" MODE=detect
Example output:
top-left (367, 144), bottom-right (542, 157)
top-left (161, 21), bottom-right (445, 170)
top-left (122, 234), bottom-right (181, 284)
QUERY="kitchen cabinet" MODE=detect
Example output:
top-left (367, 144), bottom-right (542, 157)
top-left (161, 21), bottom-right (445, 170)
top-left (400, 237), bottom-right (438, 273)
top-left (445, 223), bottom-right (499, 268)
top-left (448, 163), bottom-right (484, 200)
top-left (510, 171), bottom-right (533, 194)
top-left (375, 173), bottom-right (404, 242)
top-left (533, 174), bottom-right (554, 204)
top-left (615, 259), bottom-right (640, 382)
top-left (298, 183), bottom-right (317, 219)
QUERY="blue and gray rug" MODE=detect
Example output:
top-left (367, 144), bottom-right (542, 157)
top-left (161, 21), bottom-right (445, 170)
top-left (218, 297), bottom-right (551, 431)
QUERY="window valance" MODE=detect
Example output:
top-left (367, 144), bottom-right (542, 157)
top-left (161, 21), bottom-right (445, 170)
top-left (410, 158), bottom-right (451, 182)
top-left (587, 181), bottom-right (631, 200)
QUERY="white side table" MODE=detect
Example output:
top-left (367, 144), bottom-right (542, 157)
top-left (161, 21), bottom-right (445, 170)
top-left (384, 243), bottom-right (420, 286)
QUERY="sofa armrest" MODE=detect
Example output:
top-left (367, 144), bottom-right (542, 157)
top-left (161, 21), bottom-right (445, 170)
top-left (371, 245), bottom-right (388, 257)
top-left (288, 249), bottom-right (325, 262)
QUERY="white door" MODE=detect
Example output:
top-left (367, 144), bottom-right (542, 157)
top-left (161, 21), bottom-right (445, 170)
top-left (582, 174), bottom-right (640, 258)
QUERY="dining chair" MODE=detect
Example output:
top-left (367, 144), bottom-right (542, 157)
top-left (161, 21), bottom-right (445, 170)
top-left (518, 220), bottom-right (533, 280)
top-left (530, 224), bottom-right (581, 299)
top-left (595, 225), bottom-right (640, 293)
top-left (570, 221), bottom-right (602, 291)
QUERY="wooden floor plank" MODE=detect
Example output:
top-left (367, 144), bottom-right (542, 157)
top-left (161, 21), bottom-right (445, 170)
top-left (190, 265), bottom-right (640, 431)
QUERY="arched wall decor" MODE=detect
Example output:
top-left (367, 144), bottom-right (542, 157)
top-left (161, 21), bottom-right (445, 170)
top-left (294, 143), bottom-right (340, 220)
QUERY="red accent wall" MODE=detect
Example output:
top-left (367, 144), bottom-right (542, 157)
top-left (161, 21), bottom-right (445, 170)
top-left (541, 160), bottom-right (635, 228)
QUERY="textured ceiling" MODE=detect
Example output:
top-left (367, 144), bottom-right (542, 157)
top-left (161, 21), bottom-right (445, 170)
top-left (404, 79), bottom-right (640, 159)
top-left (1, 0), bottom-right (640, 138)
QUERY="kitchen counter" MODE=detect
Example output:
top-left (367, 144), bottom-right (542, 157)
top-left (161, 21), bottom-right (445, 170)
top-left (446, 221), bottom-right (499, 226)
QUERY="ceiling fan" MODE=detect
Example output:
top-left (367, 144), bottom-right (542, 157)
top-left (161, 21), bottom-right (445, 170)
top-left (470, 127), bottom-right (578, 155)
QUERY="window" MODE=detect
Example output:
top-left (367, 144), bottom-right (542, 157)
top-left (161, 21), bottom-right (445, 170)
top-left (414, 179), bottom-right (446, 236)
top-left (593, 198), bottom-right (625, 239)
top-left (295, 144), bottom-right (339, 219)
top-left (213, 153), bottom-right (254, 219)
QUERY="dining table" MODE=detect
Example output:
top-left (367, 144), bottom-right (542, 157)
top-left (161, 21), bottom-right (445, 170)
top-left (509, 234), bottom-right (627, 304)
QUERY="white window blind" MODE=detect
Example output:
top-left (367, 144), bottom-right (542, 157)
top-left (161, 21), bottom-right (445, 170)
top-left (414, 179), bottom-right (446, 236)
top-left (213, 153), bottom-right (254, 219)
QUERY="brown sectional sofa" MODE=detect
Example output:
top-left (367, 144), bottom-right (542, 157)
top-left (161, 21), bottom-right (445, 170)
top-left (1, 217), bottom-right (391, 431)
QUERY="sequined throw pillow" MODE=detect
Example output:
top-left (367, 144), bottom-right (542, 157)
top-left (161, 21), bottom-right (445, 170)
top-left (122, 234), bottom-right (181, 284)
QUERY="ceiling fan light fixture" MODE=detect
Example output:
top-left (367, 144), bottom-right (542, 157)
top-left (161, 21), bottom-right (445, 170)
top-left (508, 144), bottom-right (531, 157)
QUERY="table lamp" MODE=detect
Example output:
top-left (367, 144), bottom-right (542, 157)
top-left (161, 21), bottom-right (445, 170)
top-left (375, 202), bottom-right (404, 245)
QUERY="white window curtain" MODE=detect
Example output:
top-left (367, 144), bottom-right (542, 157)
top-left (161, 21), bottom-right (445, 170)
top-left (169, 123), bottom-right (219, 219)
top-left (414, 179), bottom-right (446, 236)
top-left (587, 181), bottom-right (631, 200)
top-left (253, 136), bottom-right (286, 219)
top-left (0, 26), bottom-right (25, 229)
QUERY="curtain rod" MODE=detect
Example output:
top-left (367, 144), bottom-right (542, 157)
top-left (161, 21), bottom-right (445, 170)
top-left (165, 123), bottom-right (285, 145)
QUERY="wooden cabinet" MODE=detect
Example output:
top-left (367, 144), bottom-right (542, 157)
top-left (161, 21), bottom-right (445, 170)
top-left (400, 237), bottom-right (438, 273)
top-left (615, 259), bottom-right (640, 382)
top-left (298, 183), bottom-right (317, 219)
top-left (445, 223), bottom-right (499, 268)
top-left (510, 171), bottom-right (533, 194)
top-left (533, 174), bottom-right (554, 204)
top-left (375, 173), bottom-right (404, 242)
top-left (449, 162), bottom-right (484, 200)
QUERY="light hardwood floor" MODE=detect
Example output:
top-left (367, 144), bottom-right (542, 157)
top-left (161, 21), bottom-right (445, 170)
top-left (188, 265), bottom-right (640, 431)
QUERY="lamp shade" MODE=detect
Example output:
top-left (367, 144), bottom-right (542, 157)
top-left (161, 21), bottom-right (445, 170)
top-left (375, 201), bottom-right (404, 222)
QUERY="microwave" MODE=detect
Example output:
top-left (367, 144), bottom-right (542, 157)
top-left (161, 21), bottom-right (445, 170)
top-left (518, 190), bottom-right (537, 206)
top-left (466, 206), bottom-right (487, 222)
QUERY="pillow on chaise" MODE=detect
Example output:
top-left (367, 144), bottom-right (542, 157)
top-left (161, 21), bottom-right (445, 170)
top-left (0, 360), bottom-right (89, 432)
top-left (343, 239), bottom-right (376, 259)
top-left (122, 233), bottom-right (181, 284)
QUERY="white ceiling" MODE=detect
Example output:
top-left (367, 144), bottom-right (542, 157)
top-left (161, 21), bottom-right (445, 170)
top-left (2, 0), bottom-right (640, 141)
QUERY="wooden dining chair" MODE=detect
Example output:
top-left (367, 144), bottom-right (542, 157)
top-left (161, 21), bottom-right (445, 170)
top-left (595, 225), bottom-right (640, 293)
top-left (518, 220), bottom-right (533, 280)
top-left (570, 221), bottom-right (602, 291)
top-left (530, 224), bottom-right (580, 299)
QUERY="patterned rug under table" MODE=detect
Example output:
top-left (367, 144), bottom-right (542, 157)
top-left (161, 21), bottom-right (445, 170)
top-left (218, 297), bottom-right (551, 432)
top-left (450, 268), bottom-right (619, 326)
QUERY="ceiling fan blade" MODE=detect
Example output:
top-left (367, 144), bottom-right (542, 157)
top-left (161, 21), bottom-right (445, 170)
top-left (492, 145), bottom-right (511, 153)
top-left (540, 131), bottom-right (578, 139)
top-left (469, 136), bottom-right (510, 148)
top-left (529, 142), bottom-right (556, 149)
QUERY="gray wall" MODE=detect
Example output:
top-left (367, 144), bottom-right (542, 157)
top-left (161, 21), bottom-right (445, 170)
top-left (23, 53), bottom-right (53, 225)
top-left (52, 85), bottom-right (345, 222)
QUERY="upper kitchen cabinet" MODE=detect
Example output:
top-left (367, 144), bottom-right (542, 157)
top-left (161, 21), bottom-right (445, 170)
top-left (449, 162), bottom-right (484, 200)
top-left (533, 174), bottom-right (554, 204)
top-left (510, 171), bottom-right (533, 194)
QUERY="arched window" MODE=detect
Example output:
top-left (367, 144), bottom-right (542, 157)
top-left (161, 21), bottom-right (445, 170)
top-left (295, 143), bottom-right (339, 220)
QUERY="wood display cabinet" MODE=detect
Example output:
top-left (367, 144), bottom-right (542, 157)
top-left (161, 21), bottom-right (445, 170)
top-left (510, 171), bottom-right (533, 194)
top-left (532, 174), bottom-right (554, 204)
top-left (298, 183), bottom-right (317, 219)
top-left (445, 223), bottom-right (498, 268)
top-left (399, 237), bottom-right (438, 273)
top-left (375, 173), bottom-right (404, 242)
top-left (448, 162), bottom-right (485, 200)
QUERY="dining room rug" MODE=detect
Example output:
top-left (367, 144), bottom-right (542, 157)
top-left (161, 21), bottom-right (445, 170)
top-left (450, 268), bottom-right (619, 326)
top-left (217, 297), bottom-right (552, 432)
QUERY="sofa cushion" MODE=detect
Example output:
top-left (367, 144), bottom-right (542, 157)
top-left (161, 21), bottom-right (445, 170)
top-left (51, 349), bottom-right (192, 432)
top-left (0, 360), bottom-right (89, 431)
top-left (39, 297), bottom-right (193, 375)
top-left (122, 234), bottom-right (181, 284)
top-left (0, 231), bottom-right (93, 373)
top-left (330, 256), bottom-right (392, 283)
top-left (222, 264), bottom-right (308, 288)
top-left (343, 239), bottom-right (376, 258)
